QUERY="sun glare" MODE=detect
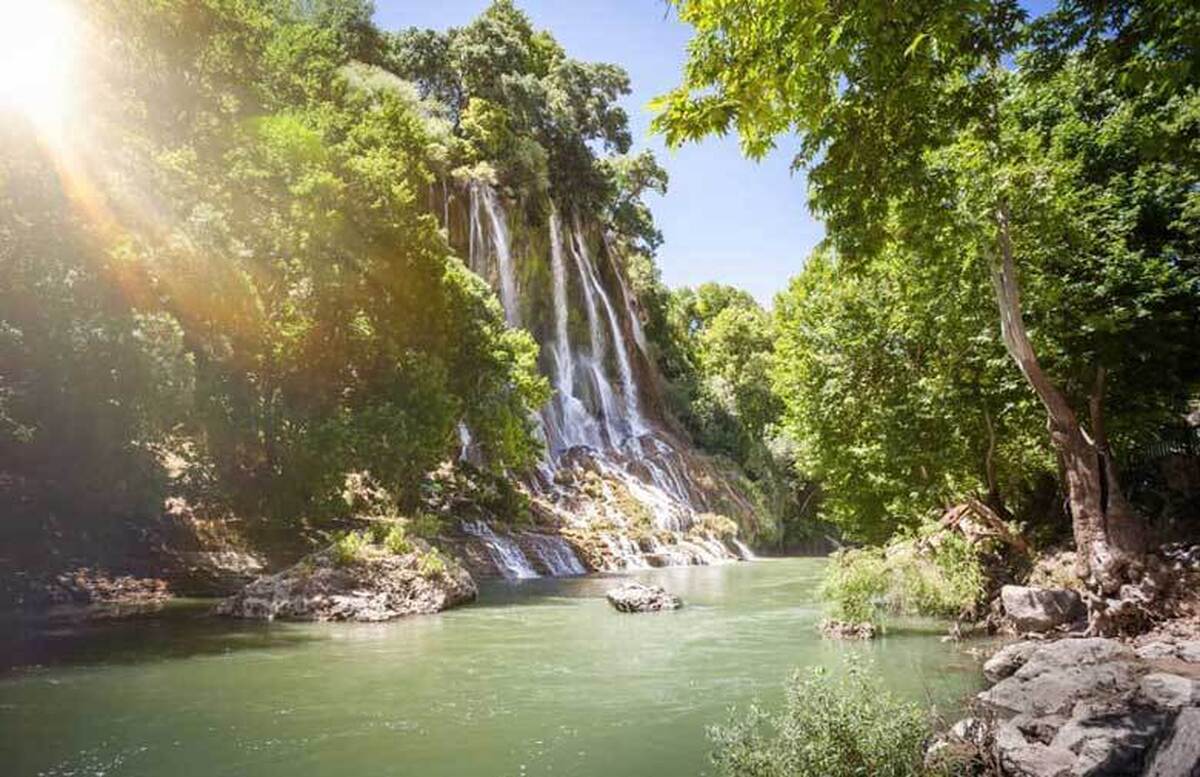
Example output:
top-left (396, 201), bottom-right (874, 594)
top-left (0, 1), bottom-right (81, 131)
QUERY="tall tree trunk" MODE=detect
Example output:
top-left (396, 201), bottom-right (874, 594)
top-left (990, 203), bottom-right (1145, 593)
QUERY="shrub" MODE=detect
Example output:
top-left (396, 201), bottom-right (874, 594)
top-left (383, 525), bottom-right (412, 555)
top-left (407, 512), bottom-right (443, 539)
top-left (822, 523), bottom-right (986, 623)
top-left (821, 548), bottom-right (889, 623)
top-left (332, 531), bottom-right (370, 567)
top-left (708, 660), bottom-right (930, 777)
top-left (419, 550), bottom-right (447, 579)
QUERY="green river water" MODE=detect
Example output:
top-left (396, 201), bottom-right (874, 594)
top-left (0, 558), bottom-right (987, 777)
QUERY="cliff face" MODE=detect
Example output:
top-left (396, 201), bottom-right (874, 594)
top-left (437, 180), bottom-right (772, 576)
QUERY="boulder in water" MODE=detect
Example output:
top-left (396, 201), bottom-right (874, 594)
top-left (605, 581), bottom-right (682, 613)
top-left (217, 539), bottom-right (476, 622)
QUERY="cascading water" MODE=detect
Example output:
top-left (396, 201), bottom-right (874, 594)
top-left (570, 216), bottom-right (645, 438)
top-left (458, 186), bottom-right (752, 574)
top-left (472, 182), bottom-right (521, 326)
top-left (527, 534), bottom-right (586, 576)
top-left (461, 520), bottom-right (539, 580)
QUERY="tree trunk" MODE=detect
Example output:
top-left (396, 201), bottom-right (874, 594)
top-left (990, 203), bottom-right (1145, 593)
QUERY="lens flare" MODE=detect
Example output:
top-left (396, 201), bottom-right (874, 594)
top-left (0, 0), bottom-right (81, 132)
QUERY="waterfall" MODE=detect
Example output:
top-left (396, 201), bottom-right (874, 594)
top-left (601, 533), bottom-right (650, 569)
top-left (461, 520), bottom-right (538, 580)
top-left (732, 538), bottom-right (757, 560)
top-left (566, 219), bottom-right (623, 446)
top-left (604, 231), bottom-right (651, 359)
top-left (471, 182), bottom-right (520, 326)
top-left (457, 422), bottom-right (472, 461)
top-left (548, 208), bottom-right (603, 452)
top-left (570, 215), bottom-right (645, 438)
top-left (527, 534), bottom-right (586, 576)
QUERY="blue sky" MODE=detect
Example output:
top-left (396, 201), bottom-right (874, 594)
top-left (374, 0), bottom-right (818, 306)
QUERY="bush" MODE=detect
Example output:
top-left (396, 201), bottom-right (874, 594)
top-left (332, 531), bottom-right (370, 567)
top-left (383, 525), bottom-right (412, 555)
top-left (406, 512), bottom-right (443, 539)
top-left (708, 660), bottom-right (931, 777)
top-left (419, 549), bottom-right (447, 579)
top-left (821, 548), bottom-right (890, 623)
top-left (822, 523), bottom-right (986, 623)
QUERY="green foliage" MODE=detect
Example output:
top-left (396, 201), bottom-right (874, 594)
top-left (382, 524), bottom-right (412, 555)
top-left (332, 531), bottom-right (370, 567)
top-left (406, 512), bottom-right (443, 539)
top-left (418, 548), bottom-right (448, 579)
top-left (708, 661), bottom-right (931, 777)
top-left (822, 527), bottom-right (988, 623)
top-left (1, 0), bottom-right (555, 541)
top-left (660, 0), bottom-right (1200, 546)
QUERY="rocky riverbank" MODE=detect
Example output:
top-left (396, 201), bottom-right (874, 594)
top-left (216, 538), bottom-right (476, 622)
top-left (929, 542), bottom-right (1200, 775)
top-left (933, 635), bottom-right (1200, 776)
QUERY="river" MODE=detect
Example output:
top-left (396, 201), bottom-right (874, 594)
top-left (0, 558), bottom-right (986, 777)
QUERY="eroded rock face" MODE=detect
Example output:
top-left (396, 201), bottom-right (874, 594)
top-left (216, 541), bottom-right (476, 622)
top-left (605, 582), bottom-right (682, 613)
top-left (1001, 585), bottom-right (1087, 633)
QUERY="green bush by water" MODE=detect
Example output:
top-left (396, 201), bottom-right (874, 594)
top-left (821, 523), bottom-right (986, 624)
top-left (708, 660), bottom-right (931, 777)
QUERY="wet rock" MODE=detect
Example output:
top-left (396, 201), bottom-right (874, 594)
top-left (1145, 706), bottom-right (1200, 777)
top-left (1002, 585), bottom-right (1086, 633)
top-left (819, 619), bottom-right (877, 640)
top-left (985, 640), bottom-right (1040, 683)
top-left (217, 541), bottom-right (476, 622)
top-left (605, 582), bottom-right (682, 612)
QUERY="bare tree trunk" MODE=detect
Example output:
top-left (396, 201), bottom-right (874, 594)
top-left (990, 203), bottom-right (1145, 593)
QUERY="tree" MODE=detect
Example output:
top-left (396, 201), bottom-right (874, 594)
top-left (655, 0), bottom-right (1200, 593)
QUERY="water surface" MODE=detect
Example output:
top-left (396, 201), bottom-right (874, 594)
top-left (0, 559), bottom-right (985, 776)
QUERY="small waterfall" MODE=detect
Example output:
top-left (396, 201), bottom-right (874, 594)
top-left (548, 209), bottom-right (604, 452)
top-left (604, 231), bottom-right (651, 359)
top-left (461, 520), bottom-right (539, 580)
top-left (457, 422), bottom-right (472, 461)
top-left (567, 220), bottom-right (623, 446)
top-left (733, 538), bottom-right (757, 560)
top-left (472, 182), bottom-right (520, 326)
top-left (601, 533), bottom-right (651, 569)
top-left (570, 216), bottom-right (645, 438)
top-left (527, 534), bottom-right (586, 576)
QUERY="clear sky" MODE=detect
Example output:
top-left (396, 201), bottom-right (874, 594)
top-left (374, 0), bottom-right (819, 306)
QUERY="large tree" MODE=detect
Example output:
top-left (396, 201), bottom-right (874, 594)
top-left (655, 0), bottom-right (1200, 592)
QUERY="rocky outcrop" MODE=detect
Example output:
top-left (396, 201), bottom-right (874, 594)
top-left (934, 636), bottom-right (1200, 776)
top-left (605, 581), bottom-right (682, 612)
top-left (1001, 585), bottom-right (1087, 633)
top-left (217, 540), bottom-right (476, 622)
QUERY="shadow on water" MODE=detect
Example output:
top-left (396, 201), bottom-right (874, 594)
top-left (0, 601), bottom-right (328, 675)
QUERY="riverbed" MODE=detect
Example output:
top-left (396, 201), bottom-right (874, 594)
top-left (0, 558), bottom-right (986, 777)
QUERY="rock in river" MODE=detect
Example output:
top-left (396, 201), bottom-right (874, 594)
top-left (217, 539), bottom-right (476, 622)
top-left (605, 582), bottom-right (682, 613)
